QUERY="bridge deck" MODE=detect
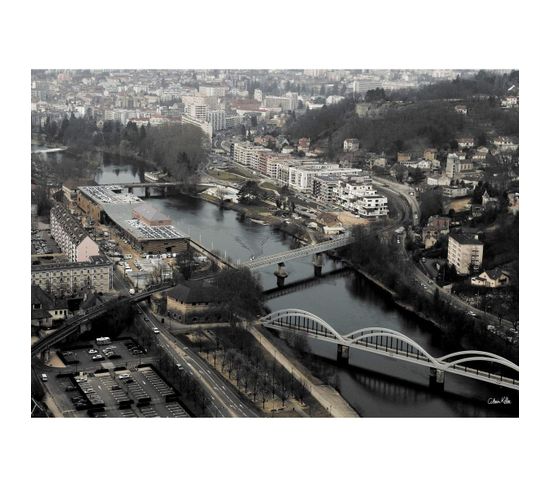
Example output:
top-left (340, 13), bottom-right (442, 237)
top-left (243, 236), bottom-right (353, 270)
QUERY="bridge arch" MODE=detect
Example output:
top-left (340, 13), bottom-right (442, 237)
top-left (345, 330), bottom-right (441, 367)
top-left (260, 309), bottom-right (346, 342)
top-left (441, 356), bottom-right (520, 373)
top-left (437, 350), bottom-right (518, 369)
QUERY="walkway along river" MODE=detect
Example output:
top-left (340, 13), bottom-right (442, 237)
top-left (91, 157), bottom-right (518, 417)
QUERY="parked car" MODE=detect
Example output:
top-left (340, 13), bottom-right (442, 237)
top-left (92, 354), bottom-right (103, 361)
top-left (88, 349), bottom-right (98, 354)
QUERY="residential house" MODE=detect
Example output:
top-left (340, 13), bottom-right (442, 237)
top-left (343, 138), bottom-right (360, 152)
top-left (471, 268), bottom-right (511, 288)
top-left (31, 285), bottom-right (69, 329)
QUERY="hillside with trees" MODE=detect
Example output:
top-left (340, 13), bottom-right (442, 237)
top-left (286, 71), bottom-right (519, 158)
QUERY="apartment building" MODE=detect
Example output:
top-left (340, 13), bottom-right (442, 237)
top-left (206, 110), bottom-right (226, 131)
top-left (447, 234), bottom-right (484, 275)
top-left (262, 93), bottom-right (298, 112)
top-left (31, 255), bottom-right (114, 297)
top-left (232, 142), bottom-right (272, 171)
top-left (446, 153), bottom-right (474, 178)
top-left (336, 176), bottom-right (388, 218)
top-left (50, 204), bottom-right (99, 263)
top-left (198, 85), bottom-right (227, 97)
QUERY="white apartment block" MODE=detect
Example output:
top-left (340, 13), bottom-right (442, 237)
top-left (206, 110), bottom-right (226, 132)
top-left (447, 234), bottom-right (484, 275)
top-left (262, 93), bottom-right (298, 112)
top-left (352, 79), bottom-right (383, 93)
top-left (336, 176), bottom-right (389, 218)
top-left (198, 85), bottom-right (227, 97)
top-left (50, 205), bottom-right (99, 263)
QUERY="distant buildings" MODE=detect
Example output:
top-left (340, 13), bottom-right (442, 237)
top-left (343, 138), bottom-right (360, 152)
top-left (447, 234), bottom-right (484, 275)
top-left (445, 153), bottom-right (473, 178)
top-left (262, 93), bottom-right (298, 112)
top-left (422, 215), bottom-right (451, 248)
top-left (352, 78), bottom-right (383, 94)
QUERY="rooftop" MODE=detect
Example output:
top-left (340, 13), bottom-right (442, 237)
top-left (450, 234), bottom-right (483, 246)
top-left (79, 185), bottom-right (142, 205)
top-left (32, 255), bottom-right (112, 271)
top-left (103, 203), bottom-right (187, 241)
top-left (167, 282), bottom-right (218, 304)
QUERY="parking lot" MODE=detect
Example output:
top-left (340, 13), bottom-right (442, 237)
top-left (58, 338), bottom-right (152, 371)
top-left (43, 365), bottom-right (190, 418)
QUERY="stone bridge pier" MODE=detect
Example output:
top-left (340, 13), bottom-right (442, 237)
top-left (274, 262), bottom-right (288, 288)
top-left (429, 368), bottom-right (445, 391)
top-left (313, 252), bottom-right (324, 277)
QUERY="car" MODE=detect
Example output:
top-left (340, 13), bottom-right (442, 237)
top-left (88, 349), bottom-right (98, 354)
top-left (41, 374), bottom-right (48, 382)
top-left (118, 374), bottom-right (130, 380)
top-left (153, 328), bottom-right (160, 334)
top-left (111, 385), bottom-right (121, 391)
top-left (467, 311), bottom-right (477, 317)
top-left (144, 317), bottom-right (150, 322)
top-left (137, 310), bottom-right (143, 315)
top-left (176, 364), bottom-right (184, 370)
top-left (92, 354), bottom-right (103, 361)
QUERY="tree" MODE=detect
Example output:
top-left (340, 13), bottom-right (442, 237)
top-left (212, 268), bottom-right (264, 323)
top-left (420, 189), bottom-right (443, 224)
top-left (238, 181), bottom-right (264, 204)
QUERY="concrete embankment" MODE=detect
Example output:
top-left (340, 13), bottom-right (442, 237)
top-left (248, 324), bottom-right (359, 418)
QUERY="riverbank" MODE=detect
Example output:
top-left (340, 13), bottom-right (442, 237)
top-left (249, 324), bottom-right (360, 417)
top-left (342, 258), bottom-right (446, 332)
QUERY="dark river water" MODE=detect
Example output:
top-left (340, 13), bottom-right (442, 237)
top-left (63, 153), bottom-right (518, 417)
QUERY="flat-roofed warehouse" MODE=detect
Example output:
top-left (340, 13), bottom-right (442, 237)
top-left (77, 185), bottom-right (190, 254)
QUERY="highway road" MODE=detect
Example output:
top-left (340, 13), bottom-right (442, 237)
top-left (136, 302), bottom-right (260, 418)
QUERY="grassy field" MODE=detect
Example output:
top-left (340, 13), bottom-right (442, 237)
top-left (207, 169), bottom-right (245, 183)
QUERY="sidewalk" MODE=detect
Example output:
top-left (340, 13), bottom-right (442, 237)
top-left (249, 325), bottom-right (359, 418)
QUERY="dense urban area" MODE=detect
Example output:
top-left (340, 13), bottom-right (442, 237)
top-left (31, 69), bottom-right (519, 418)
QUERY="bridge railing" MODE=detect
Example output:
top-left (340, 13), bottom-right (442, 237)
top-left (261, 309), bottom-right (519, 389)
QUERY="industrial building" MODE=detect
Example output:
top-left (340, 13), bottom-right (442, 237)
top-left (77, 185), bottom-right (189, 254)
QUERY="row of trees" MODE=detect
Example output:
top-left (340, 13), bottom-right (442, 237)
top-left (208, 328), bottom-right (308, 410)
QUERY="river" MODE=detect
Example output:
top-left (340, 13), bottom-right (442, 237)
top-left (52, 152), bottom-right (520, 416)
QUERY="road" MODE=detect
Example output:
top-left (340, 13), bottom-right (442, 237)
top-left (380, 178), bottom-right (516, 338)
top-left (136, 303), bottom-right (260, 418)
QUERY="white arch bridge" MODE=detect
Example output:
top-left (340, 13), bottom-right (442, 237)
top-left (260, 309), bottom-right (519, 391)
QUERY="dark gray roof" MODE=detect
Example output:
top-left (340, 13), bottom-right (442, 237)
top-left (167, 282), bottom-right (218, 304)
top-left (50, 204), bottom-right (91, 246)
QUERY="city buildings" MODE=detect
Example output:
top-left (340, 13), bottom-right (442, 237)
top-left (447, 234), bottom-right (484, 275)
